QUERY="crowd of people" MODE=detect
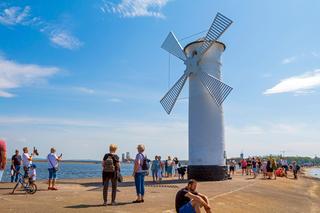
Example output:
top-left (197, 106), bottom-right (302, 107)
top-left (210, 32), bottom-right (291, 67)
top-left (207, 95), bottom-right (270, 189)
top-left (1, 138), bottom-right (303, 213)
top-left (101, 143), bottom-right (211, 212)
top-left (229, 156), bottom-right (301, 180)
top-left (0, 139), bottom-right (62, 191)
top-left (150, 155), bottom-right (187, 183)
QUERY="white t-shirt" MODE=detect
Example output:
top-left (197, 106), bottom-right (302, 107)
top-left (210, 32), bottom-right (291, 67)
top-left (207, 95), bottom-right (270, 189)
top-left (29, 168), bottom-right (36, 181)
top-left (47, 153), bottom-right (58, 169)
top-left (22, 153), bottom-right (32, 167)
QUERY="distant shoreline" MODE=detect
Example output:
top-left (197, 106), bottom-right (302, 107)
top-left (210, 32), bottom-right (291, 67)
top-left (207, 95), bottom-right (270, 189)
top-left (303, 167), bottom-right (320, 180)
top-left (4, 159), bottom-right (136, 165)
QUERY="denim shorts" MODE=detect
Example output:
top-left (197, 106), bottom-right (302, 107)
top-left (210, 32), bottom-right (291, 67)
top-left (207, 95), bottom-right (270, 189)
top-left (179, 202), bottom-right (196, 213)
top-left (48, 168), bottom-right (57, 179)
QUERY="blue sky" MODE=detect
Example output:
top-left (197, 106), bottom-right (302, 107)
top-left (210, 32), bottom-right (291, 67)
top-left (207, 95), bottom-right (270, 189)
top-left (0, 0), bottom-right (320, 160)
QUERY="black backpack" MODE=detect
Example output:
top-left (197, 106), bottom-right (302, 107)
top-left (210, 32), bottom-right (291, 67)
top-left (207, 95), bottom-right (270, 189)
top-left (141, 155), bottom-right (149, 171)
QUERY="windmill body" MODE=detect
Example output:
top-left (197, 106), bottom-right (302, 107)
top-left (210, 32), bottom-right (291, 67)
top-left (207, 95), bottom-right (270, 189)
top-left (160, 13), bottom-right (233, 181)
top-left (186, 41), bottom-right (227, 180)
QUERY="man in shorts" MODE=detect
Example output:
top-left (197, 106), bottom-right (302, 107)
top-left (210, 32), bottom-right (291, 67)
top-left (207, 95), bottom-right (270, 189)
top-left (175, 179), bottom-right (212, 213)
top-left (22, 147), bottom-right (32, 178)
top-left (0, 139), bottom-right (7, 182)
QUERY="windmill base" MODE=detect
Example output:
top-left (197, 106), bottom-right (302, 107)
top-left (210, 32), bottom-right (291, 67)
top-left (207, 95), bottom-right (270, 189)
top-left (188, 165), bottom-right (228, 181)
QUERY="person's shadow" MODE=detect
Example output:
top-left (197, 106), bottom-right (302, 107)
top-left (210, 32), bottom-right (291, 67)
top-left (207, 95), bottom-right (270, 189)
top-left (65, 201), bottom-right (134, 209)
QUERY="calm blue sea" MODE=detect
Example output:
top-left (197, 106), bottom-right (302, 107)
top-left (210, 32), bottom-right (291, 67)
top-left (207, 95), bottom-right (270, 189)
top-left (1, 162), bottom-right (134, 182)
top-left (308, 168), bottom-right (320, 179)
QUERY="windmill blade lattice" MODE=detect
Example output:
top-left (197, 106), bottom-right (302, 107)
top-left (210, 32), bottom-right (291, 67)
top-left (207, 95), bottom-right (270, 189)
top-left (198, 71), bottom-right (233, 107)
top-left (160, 73), bottom-right (188, 114)
top-left (199, 13), bottom-right (233, 56)
top-left (161, 32), bottom-right (186, 61)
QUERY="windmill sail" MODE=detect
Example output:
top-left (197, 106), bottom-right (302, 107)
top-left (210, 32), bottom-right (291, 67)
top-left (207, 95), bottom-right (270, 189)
top-left (198, 71), bottom-right (233, 107)
top-left (161, 32), bottom-right (186, 61)
top-left (160, 73), bottom-right (188, 114)
top-left (199, 13), bottom-right (233, 56)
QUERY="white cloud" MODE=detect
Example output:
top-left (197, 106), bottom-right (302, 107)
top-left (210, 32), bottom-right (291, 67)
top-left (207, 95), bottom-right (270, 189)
top-left (264, 69), bottom-right (320, 95)
top-left (0, 5), bottom-right (82, 50)
top-left (0, 117), bottom-right (188, 160)
top-left (49, 29), bottom-right (82, 50)
top-left (0, 6), bottom-right (30, 26)
top-left (0, 90), bottom-right (14, 98)
top-left (101, 0), bottom-right (169, 18)
top-left (225, 122), bottom-right (320, 158)
top-left (0, 116), bottom-right (103, 128)
top-left (72, 86), bottom-right (95, 94)
top-left (281, 56), bottom-right (296, 64)
top-left (0, 56), bottom-right (59, 98)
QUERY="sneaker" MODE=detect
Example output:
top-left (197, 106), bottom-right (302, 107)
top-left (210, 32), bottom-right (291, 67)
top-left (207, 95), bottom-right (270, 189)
top-left (103, 202), bottom-right (107, 206)
top-left (111, 202), bottom-right (117, 206)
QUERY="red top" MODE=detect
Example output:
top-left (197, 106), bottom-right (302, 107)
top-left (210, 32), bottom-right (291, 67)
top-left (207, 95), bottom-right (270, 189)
top-left (0, 139), bottom-right (7, 165)
top-left (0, 139), bottom-right (6, 152)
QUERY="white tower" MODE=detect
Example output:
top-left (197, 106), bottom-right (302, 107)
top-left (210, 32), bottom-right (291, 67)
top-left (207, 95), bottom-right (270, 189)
top-left (160, 13), bottom-right (233, 181)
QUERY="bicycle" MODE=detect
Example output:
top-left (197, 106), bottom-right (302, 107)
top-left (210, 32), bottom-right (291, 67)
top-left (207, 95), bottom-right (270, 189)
top-left (11, 172), bottom-right (37, 194)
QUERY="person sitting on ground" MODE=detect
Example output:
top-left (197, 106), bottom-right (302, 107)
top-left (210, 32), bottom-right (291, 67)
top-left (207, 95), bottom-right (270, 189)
top-left (175, 179), bottom-right (212, 213)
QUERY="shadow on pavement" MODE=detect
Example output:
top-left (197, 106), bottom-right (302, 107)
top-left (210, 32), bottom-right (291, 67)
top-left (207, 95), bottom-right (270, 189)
top-left (65, 201), bottom-right (134, 209)
top-left (59, 179), bottom-right (187, 188)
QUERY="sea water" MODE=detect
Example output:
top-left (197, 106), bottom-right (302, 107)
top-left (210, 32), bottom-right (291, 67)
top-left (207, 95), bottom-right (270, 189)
top-left (308, 168), bottom-right (320, 179)
top-left (1, 162), bottom-right (134, 182)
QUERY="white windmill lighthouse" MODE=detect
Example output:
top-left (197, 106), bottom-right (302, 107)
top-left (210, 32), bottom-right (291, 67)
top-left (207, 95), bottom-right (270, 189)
top-left (160, 13), bottom-right (233, 181)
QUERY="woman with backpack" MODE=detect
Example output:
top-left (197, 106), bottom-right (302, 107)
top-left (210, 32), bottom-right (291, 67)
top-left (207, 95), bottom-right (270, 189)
top-left (102, 144), bottom-right (120, 206)
top-left (133, 144), bottom-right (148, 203)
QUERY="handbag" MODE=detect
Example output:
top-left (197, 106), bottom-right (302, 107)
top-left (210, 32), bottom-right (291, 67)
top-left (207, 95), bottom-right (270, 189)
top-left (117, 172), bottom-right (123, 183)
